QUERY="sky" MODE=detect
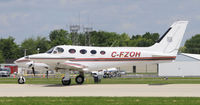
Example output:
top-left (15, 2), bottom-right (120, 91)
top-left (0, 0), bottom-right (200, 46)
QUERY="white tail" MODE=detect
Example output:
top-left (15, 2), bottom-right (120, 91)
top-left (150, 21), bottom-right (188, 56)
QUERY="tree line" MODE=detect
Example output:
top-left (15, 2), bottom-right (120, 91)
top-left (0, 29), bottom-right (199, 63)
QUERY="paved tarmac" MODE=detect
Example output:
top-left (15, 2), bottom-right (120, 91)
top-left (0, 84), bottom-right (200, 97)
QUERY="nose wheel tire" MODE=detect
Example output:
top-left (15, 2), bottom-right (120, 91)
top-left (18, 76), bottom-right (25, 84)
top-left (61, 77), bottom-right (71, 86)
top-left (75, 75), bottom-right (84, 85)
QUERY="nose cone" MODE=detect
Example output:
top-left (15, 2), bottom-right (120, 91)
top-left (14, 56), bottom-right (31, 66)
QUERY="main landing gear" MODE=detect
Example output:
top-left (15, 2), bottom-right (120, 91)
top-left (62, 77), bottom-right (71, 85)
top-left (61, 71), bottom-right (85, 86)
top-left (62, 71), bottom-right (71, 85)
top-left (75, 75), bottom-right (84, 84)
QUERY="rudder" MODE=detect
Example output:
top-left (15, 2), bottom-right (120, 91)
top-left (150, 21), bottom-right (188, 56)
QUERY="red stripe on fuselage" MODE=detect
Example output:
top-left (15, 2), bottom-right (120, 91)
top-left (15, 59), bottom-right (31, 63)
top-left (29, 56), bottom-right (176, 62)
top-left (70, 56), bottom-right (176, 62)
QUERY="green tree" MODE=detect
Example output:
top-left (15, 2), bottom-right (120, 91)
top-left (179, 46), bottom-right (186, 53)
top-left (20, 38), bottom-right (37, 56)
top-left (118, 33), bottom-right (130, 46)
top-left (35, 37), bottom-right (51, 53)
top-left (134, 35), bottom-right (142, 39)
top-left (136, 38), bottom-right (154, 47)
top-left (0, 37), bottom-right (20, 60)
top-left (143, 32), bottom-right (159, 43)
top-left (20, 36), bottom-right (50, 56)
top-left (90, 31), bottom-right (121, 47)
top-left (151, 33), bottom-right (160, 43)
top-left (49, 29), bottom-right (72, 47)
top-left (0, 51), bottom-right (4, 63)
top-left (184, 34), bottom-right (200, 54)
top-left (128, 32), bottom-right (159, 47)
top-left (127, 40), bottom-right (137, 47)
top-left (77, 33), bottom-right (86, 46)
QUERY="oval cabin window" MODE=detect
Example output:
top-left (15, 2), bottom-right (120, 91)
top-left (80, 49), bottom-right (87, 54)
top-left (100, 51), bottom-right (106, 55)
top-left (90, 50), bottom-right (97, 54)
top-left (69, 49), bottom-right (76, 54)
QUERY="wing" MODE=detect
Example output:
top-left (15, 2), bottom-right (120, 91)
top-left (25, 61), bottom-right (50, 70)
top-left (25, 61), bottom-right (88, 71)
top-left (57, 61), bottom-right (88, 71)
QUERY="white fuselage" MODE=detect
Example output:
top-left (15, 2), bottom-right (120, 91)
top-left (15, 45), bottom-right (175, 72)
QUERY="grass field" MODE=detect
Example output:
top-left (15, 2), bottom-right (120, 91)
top-left (0, 97), bottom-right (200, 105)
top-left (1, 77), bottom-right (200, 84)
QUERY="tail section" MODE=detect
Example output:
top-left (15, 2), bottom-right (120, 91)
top-left (150, 21), bottom-right (188, 56)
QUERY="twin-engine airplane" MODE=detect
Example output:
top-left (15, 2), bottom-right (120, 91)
top-left (15, 21), bottom-right (188, 85)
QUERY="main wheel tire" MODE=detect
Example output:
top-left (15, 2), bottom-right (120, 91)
top-left (75, 75), bottom-right (84, 85)
top-left (18, 77), bottom-right (25, 84)
top-left (62, 77), bottom-right (71, 86)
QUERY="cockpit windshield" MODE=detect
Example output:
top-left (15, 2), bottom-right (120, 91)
top-left (46, 47), bottom-right (55, 54)
top-left (46, 47), bottom-right (64, 54)
top-left (53, 47), bottom-right (64, 54)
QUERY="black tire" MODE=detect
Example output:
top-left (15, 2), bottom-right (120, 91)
top-left (18, 77), bottom-right (25, 84)
top-left (75, 75), bottom-right (84, 85)
top-left (62, 77), bottom-right (71, 86)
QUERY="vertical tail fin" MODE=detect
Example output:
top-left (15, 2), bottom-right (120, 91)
top-left (150, 21), bottom-right (188, 56)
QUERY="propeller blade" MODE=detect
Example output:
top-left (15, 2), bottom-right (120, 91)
top-left (28, 63), bottom-right (33, 68)
top-left (32, 67), bottom-right (35, 77)
top-left (46, 71), bottom-right (48, 79)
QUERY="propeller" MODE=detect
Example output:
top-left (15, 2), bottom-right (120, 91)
top-left (32, 67), bottom-right (35, 77)
top-left (28, 63), bottom-right (35, 77)
top-left (46, 71), bottom-right (49, 79)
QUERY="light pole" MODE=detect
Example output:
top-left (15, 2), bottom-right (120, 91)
top-left (83, 27), bottom-right (93, 46)
top-left (24, 49), bottom-right (27, 56)
top-left (70, 25), bottom-right (80, 45)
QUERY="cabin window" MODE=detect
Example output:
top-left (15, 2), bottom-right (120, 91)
top-left (80, 49), bottom-right (87, 54)
top-left (69, 49), bottom-right (76, 54)
top-left (53, 47), bottom-right (64, 54)
top-left (56, 47), bottom-right (64, 53)
top-left (90, 50), bottom-right (97, 54)
top-left (100, 51), bottom-right (106, 55)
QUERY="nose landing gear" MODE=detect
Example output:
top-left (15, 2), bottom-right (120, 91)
top-left (18, 76), bottom-right (26, 84)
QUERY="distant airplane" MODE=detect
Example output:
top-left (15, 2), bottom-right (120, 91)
top-left (15, 21), bottom-right (188, 85)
